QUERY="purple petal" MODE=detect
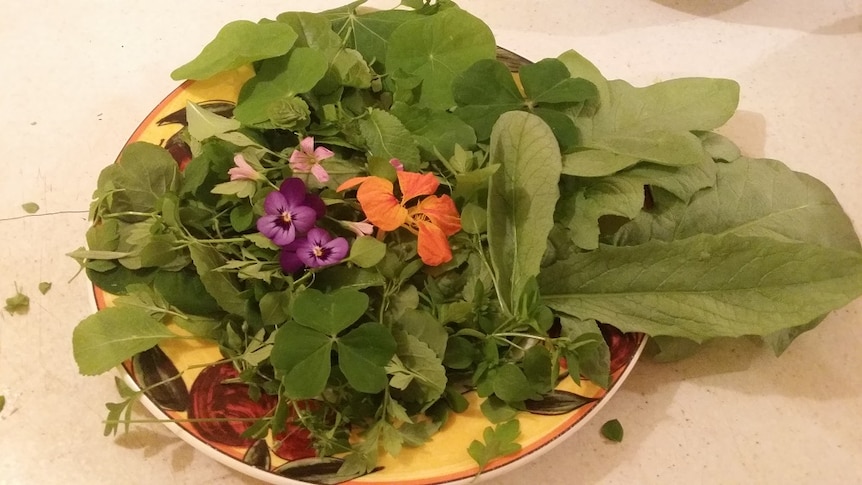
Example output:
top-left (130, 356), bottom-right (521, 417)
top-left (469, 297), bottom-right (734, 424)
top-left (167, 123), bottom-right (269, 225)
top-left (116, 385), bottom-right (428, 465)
top-left (322, 237), bottom-right (349, 264)
top-left (263, 191), bottom-right (288, 216)
top-left (291, 206), bottom-right (319, 234)
top-left (305, 228), bottom-right (332, 246)
top-left (269, 221), bottom-right (297, 247)
top-left (279, 178), bottom-right (308, 206)
top-left (257, 214), bottom-right (286, 241)
top-left (279, 247), bottom-right (305, 273)
top-left (304, 193), bottom-right (327, 219)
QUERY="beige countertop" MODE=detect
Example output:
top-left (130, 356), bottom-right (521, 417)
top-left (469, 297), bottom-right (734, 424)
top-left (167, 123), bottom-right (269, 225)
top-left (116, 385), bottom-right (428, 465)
top-left (1, 1), bottom-right (861, 484)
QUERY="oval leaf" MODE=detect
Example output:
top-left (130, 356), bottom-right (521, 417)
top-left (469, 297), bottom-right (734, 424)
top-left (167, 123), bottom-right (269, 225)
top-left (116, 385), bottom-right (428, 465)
top-left (73, 307), bottom-right (176, 376)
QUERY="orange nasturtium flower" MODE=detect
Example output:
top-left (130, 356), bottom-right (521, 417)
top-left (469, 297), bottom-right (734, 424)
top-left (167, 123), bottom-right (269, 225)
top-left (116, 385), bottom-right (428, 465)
top-left (337, 171), bottom-right (461, 266)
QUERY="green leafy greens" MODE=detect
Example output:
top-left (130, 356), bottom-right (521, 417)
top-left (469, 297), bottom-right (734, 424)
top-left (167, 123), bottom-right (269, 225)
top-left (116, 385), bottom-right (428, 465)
top-left (71, 0), bottom-right (862, 478)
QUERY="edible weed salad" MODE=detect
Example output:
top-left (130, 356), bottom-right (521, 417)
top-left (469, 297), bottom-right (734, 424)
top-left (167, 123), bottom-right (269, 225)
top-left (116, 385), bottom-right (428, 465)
top-left (71, 0), bottom-right (862, 480)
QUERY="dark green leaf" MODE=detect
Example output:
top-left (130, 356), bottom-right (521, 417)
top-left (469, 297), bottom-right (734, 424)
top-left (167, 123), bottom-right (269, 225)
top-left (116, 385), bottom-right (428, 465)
top-left (525, 390), bottom-right (596, 415)
top-left (600, 418), bottom-right (624, 442)
top-left (492, 363), bottom-right (542, 402)
top-left (390, 102), bottom-right (477, 160)
top-left (271, 323), bottom-right (333, 399)
top-left (520, 58), bottom-right (597, 105)
top-left (153, 269), bottom-right (221, 316)
top-left (292, 288), bottom-right (369, 335)
top-left (338, 323), bottom-right (397, 393)
top-left (188, 244), bottom-right (247, 316)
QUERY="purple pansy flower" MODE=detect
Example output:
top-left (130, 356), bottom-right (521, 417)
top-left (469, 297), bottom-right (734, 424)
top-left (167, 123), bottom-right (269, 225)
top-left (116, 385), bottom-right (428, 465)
top-left (280, 228), bottom-right (348, 273)
top-left (257, 178), bottom-right (325, 246)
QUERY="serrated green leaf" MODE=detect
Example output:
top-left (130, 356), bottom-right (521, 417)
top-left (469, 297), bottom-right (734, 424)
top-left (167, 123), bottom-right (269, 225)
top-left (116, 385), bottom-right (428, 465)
top-left (387, 331), bottom-right (446, 402)
top-left (188, 244), bottom-right (247, 316)
top-left (358, 108), bottom-right (420, 171)
top-left (171, 20), bottom-right (299, 80)
top-left (72, 307), bottom-right (176, 375)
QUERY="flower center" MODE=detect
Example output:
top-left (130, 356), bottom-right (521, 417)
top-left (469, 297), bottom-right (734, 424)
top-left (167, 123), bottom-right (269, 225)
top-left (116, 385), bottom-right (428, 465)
top-left (281, 211), bottom-right (292, 224)
top-left (312, 245), bottom-right (326, 258)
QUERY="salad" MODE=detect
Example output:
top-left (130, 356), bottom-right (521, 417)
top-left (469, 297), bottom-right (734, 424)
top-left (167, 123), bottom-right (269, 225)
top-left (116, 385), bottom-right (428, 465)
top-left (70, 0), bottom-right (862, 482)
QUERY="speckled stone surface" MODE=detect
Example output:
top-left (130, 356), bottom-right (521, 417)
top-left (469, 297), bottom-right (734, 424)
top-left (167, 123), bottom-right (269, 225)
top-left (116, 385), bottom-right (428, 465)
top-left (1, 1), bottom-right (861, 484)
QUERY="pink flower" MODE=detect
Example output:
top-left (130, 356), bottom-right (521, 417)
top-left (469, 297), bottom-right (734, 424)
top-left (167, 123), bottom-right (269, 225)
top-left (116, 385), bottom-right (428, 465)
top-left (228, 154), bottom-right (262, 181)
top-left (340, 220), bottom-right (375, 237)
top-left (389, 158), bottom-right (404, 171)
top-left (289, 137), bottom-right (334, 183)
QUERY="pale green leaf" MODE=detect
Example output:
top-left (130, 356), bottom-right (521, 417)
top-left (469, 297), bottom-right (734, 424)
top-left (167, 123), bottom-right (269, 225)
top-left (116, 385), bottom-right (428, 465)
top-left (21, 202), bottom-right (39, 214)
top-left (171, 20), bottom-right (298, 80)
top-left (487, 111), bottom-right (561, 312)
top-left (347, 236), bottom-right (387, 268)
top-left (540, 233), bottom-right (862, 342)
top-left (596, 78), bottom-right (740, 134)
top-left (72, 307), bottom-right (175, 375)
top-left (185, 101), bottom-right (241, 142)
top-left (617, 157), bottom-right (862, 251)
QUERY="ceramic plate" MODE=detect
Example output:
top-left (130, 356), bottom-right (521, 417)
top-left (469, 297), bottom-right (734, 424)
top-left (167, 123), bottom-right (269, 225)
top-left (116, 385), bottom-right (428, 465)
top-left (93, 52), bottom-right (647, 485)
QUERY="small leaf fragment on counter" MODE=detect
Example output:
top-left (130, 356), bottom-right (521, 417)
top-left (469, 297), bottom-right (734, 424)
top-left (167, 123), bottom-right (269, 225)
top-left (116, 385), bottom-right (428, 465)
top-left (4, 285), bottom-right (29, 315)
top-left (21, 202), bottom-right (39, 214)
top-left (0, 395), bottom-right (5, 412)
top-left (38, 282), bottom-right (52, 295)
top-left (601, 418), bottom-right (624, 442)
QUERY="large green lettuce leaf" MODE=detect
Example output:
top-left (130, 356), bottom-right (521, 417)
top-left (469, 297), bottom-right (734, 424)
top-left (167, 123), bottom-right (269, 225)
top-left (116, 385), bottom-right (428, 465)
top-left (539, 233), bottom-right (862, 342)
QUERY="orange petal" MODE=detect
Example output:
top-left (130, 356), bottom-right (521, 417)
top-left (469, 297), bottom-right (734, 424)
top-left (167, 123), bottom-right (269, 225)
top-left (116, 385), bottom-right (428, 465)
top-left (397, 171), bottom-right (439, 203)
top-left (416, 220), bottom-right (453, 266)
top-left (336, 176), bottom-right (370, 192)
top-left (414, 195), bottom-right (461, 236)
top-left (356, 177), bottom-right (407, 231)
